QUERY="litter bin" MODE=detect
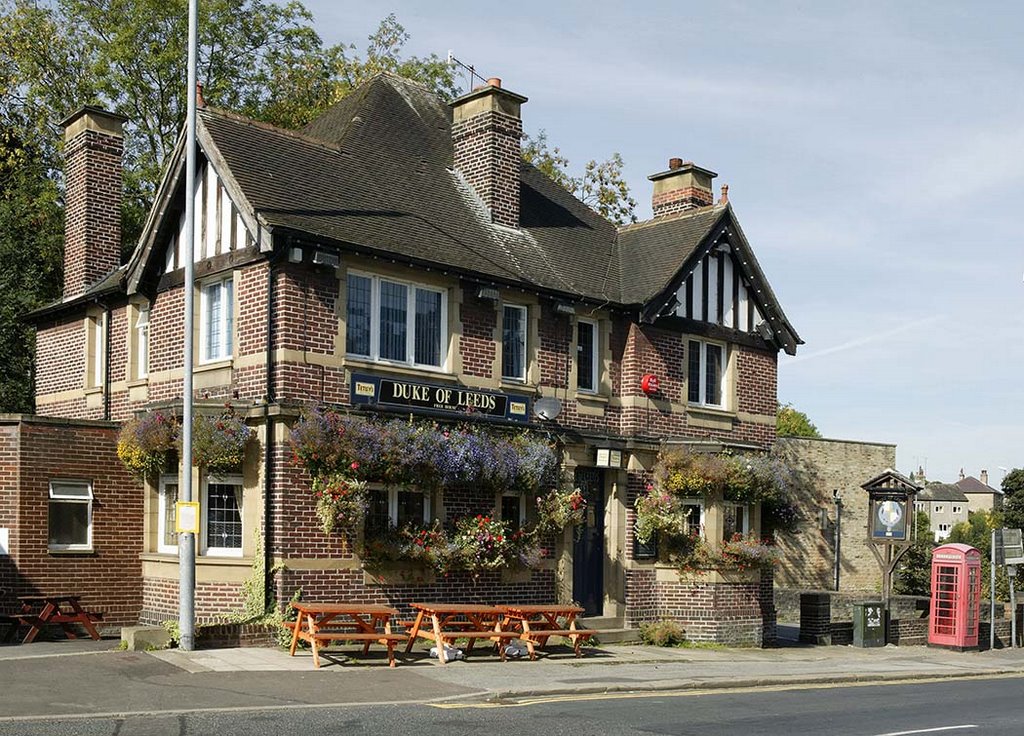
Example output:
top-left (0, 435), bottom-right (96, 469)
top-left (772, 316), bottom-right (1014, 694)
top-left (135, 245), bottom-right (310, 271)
top-left (852, 602), bottom-right (885, 647)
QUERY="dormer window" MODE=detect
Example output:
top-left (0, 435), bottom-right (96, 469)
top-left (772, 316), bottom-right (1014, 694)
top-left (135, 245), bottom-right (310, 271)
top-left (346, 272), bottom-right (447, 370)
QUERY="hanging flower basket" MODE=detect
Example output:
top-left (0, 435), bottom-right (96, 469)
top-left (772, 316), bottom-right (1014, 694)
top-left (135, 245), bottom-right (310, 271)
top-left (311, 465), bottom-right (368, 535)
top-left (117, 411), bottom-right (177, 480)
top-left (720, 533), bottom-right (780, 570)
top-left (188, 405), bottom-right (253, 472)
top-left (536, 487), bottom-right (587, 534)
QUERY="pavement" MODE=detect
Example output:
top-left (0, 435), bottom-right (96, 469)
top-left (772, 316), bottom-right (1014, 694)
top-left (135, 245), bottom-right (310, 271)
top-left (3, 629), bottom-right (1024, 720)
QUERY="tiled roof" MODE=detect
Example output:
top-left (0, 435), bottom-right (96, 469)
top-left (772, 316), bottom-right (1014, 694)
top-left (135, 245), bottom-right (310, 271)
top-left (918, 483), bottom-right (968, 502)
top-left (955, 476), bottom-right (1002, 495)
top-left (200, 74), bottom-right (619, 302)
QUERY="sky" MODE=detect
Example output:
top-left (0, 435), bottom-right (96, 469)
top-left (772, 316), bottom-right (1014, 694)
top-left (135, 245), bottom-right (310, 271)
top-left (302, 0), bottom-right (1024, 486)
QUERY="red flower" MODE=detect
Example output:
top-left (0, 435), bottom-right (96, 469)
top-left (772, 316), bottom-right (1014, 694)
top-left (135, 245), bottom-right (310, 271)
top-left (350, 461), bottom-right (360, 470)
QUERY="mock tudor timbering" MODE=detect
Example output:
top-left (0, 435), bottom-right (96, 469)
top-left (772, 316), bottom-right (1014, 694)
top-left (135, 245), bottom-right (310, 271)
top-left (14, 73), bottom-right (802, 645)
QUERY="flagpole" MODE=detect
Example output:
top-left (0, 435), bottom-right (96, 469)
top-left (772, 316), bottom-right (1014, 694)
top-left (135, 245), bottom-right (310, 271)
top-left (179, 0), bottom-right (198, 652)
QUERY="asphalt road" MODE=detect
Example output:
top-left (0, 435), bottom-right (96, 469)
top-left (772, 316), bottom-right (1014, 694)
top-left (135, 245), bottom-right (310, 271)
top-left (2, 676), bottom-right (1023, 736)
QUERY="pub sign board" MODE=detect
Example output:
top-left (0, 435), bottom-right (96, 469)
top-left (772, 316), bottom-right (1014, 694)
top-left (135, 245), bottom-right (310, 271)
top-left (868, 493), bottom-right (910, 542)
top-left (350, 373), bottom-right (530, 423)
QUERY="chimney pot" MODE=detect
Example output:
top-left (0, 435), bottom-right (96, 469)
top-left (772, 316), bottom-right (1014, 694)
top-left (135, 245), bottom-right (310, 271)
top-left (719, 183), bottom-right (729, 205)
top-left (486, 77), bottom-right (502, 88)
top-left (196, 82), bottom-right (206, 108)
top-left (669, 157), bottom-right (683, 170)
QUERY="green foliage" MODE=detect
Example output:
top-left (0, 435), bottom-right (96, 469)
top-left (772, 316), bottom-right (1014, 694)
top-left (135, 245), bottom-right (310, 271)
top-left (776, 403), bottom-right (821, 438)
top-left (639, 618), bottom-right (686, 647)
top-left (534, 487), bottom-right (586, 534)
top-left (0, 130), bottom-right (62, 413)
top-left (311, 470), bottom-right (367, 535)
top-left (950, 509), bottom-right (1017, 601)
top-left (893, 511), bottom-right (936, 596)
top-left (1001, 468), bottom-right (1024, 500)
top-left (522, 129), bottom-right (637, 225)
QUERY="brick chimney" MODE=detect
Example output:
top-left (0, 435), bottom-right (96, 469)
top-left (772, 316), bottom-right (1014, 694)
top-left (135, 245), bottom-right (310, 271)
top-left (648, 158), bottom-right (717, 218)
top-left (449, 78), bottom-right (527, 229)
top-left (61, 106), bottom-right (127, 297)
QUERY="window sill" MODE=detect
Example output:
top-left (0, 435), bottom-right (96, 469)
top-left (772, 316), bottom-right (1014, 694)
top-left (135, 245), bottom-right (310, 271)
top-left (127, 378), bottom-right (149, 388)
top-left (140, 552), bottom-right (252, 566)
top-left (196, 358), bottom-right (233, 373)
top-left (48, 547), bottom-right (95, 555)
top-left (83, 385), bottom-right (103, 396)
top-left (344, 356), bottom-right (456, 381)
top-left (686, 404), bottom-right (736, 430)
top-left (575, 391), bottom-right (609, 404)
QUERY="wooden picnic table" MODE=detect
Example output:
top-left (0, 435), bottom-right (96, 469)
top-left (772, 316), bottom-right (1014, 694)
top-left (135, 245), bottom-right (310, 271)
top-left (498, 604), bottom-right (597, 659)
top-left (15, 595), bottom-right (103, 644)
top-left (405, 602), bottom-right (515, 664)
top-left (285, 602), bottom-right (405, 668)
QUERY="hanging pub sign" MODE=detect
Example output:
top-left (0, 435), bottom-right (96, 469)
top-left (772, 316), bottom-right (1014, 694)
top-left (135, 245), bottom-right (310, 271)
top-left (861, 469), bottom-right (920, 545)
top-left (350, 373), bottom-right (530, 423)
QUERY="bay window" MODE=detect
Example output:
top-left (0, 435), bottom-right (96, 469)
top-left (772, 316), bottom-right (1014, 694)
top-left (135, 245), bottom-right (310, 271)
top-left (346, 272), bottom-right (447, 369)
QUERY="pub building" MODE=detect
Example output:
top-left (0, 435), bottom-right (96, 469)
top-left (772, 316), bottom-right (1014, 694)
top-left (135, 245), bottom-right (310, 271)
top-left (9, 73), bottom-right (800, 645)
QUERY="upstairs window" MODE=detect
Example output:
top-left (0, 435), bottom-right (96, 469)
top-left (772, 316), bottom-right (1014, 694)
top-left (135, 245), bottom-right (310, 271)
top-left (135, 306), bottom-right (149, 379)
top-left (48, 480), bottom-right (93, 551)
top-left (346, 273), bottom-right (447, 369)
top-left (87, 314), bottom-right (105, 388)
top-left (502, 305), bottom-right (527, 381)
top-left (576, 319), bottom-right (598, 393)
top-left (200, 276), bottom-right (234, 362)
top-left (687, 339), bottom-right (725, 408)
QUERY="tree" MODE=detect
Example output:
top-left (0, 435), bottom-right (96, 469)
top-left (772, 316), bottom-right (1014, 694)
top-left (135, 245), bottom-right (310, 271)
top-left (776, 403), bottom-right (821, 438)
top-left (948, 510), bottom-right (1012, 601)
top-left (1001, 468), bottom-right (1024, 500)
top-left (893, 510), bottom-right (936, 596)
top-left (522, 130), bottom-right (637, 225)
top-left (0, 3), bottom-right (457, 247)
top-left (0, 130), bottom-right (63, 412)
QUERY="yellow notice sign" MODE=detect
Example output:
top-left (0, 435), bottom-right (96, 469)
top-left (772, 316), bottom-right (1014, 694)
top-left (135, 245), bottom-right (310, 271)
top-left (175, 501), bottom-right (200, 534)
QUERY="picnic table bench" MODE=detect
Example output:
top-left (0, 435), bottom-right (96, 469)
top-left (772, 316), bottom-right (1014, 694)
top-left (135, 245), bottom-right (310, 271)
top-left (405, 602), bottom-right (517, 664)
top-left (499, 604), bottom-right (597, 659)
top-left (285, 602), bottom-right (405, 668)
top-left (13, 595), bottom-right (103, 644)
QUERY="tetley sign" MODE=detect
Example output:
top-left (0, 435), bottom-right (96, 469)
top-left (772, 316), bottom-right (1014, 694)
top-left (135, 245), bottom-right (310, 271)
top-left (350, 373), bottom-right (530, 423)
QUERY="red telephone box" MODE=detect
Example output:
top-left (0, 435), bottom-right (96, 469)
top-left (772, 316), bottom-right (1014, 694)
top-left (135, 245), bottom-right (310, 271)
top-left (928, 543), bottom-right (981, 651)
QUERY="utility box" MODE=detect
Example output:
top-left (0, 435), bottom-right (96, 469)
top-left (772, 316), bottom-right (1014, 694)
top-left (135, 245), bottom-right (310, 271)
top-left (929, 543), bottom-right (981, 651)
top-left (852, 601), bottom-right (886, 647)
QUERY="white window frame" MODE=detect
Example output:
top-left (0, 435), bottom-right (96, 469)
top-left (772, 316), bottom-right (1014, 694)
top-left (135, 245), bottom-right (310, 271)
top-left (576, 318), bottom-right (599, 393)
top-left (345, 270), bottom-right (448, 371)
top-left (952, 505), bottom-right (962, 514)
top-left (199, 275), bottom-right (234, 364)
top-left (499, 491), bottom-right (527, 528)
top-left (681, 498), bottom-right (705, 537)
top-left (201, 474), bottom-right (244, 557)
top-left (722, 502), bottom-right (751, 541)
top-left (135, 305), bottom-right (150, 379)
top-left (934, 505), bottom-right (944, 514)
top-left (501, 304), bottom-right (528, 382)
top-left (366, 485), bottom-right (432, 531)
top-left (687, 338), bottom-right (727, 409)
top-left (157, 475), bottom-right (179, 554)
top-left (48, 480), bottom-right (93, 552)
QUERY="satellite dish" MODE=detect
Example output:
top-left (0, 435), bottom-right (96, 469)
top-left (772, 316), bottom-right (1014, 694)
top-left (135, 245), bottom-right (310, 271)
top-left (533, 397), bottom-right (562, 421)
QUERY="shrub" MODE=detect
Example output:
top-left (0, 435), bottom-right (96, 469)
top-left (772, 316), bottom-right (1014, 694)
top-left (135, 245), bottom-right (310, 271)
top-left (640, 618), bottom-right (686, 647)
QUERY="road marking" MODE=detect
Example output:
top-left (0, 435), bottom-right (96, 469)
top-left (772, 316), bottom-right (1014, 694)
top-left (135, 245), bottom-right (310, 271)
top-left (428, 673), bottom-right (1023, 709)
top-left (872, 727), bottom-right (977, 736)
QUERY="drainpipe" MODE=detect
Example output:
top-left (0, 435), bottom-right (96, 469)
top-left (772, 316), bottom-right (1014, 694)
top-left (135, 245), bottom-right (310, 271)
top-left (263, 241), bottom-right (278, 611)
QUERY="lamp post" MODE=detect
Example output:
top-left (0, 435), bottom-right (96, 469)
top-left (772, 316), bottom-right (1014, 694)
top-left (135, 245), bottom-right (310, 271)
top-left (833, 489), bottom-right (842, 591)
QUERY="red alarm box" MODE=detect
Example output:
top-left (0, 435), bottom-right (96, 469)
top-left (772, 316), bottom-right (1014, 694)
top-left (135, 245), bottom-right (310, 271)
top-left (641, 374), bottom-right (660, 395)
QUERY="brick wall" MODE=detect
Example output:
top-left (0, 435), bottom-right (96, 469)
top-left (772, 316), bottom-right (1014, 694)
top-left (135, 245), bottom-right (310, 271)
top-left (0, 418), bottom-right (142, 625)
top-left (652, 188), bottom-right (714, 219)
top-left (773, 437), bottom-right (896, 592)
top-left (0, 425), bottom-right (17, 605)
top-left (451, 109), bottom-right (522, 228)
top-left (459, 291), bottom-right (497, 378)
top-left (63, 124), bottom-right (122, 297)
